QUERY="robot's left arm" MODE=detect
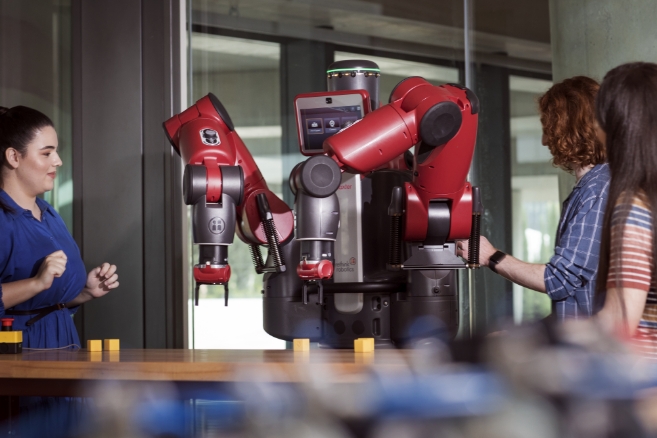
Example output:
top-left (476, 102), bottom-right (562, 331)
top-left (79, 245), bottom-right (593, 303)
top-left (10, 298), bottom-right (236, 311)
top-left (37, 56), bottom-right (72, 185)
top-left (163, 93), bottom-right (294, 304)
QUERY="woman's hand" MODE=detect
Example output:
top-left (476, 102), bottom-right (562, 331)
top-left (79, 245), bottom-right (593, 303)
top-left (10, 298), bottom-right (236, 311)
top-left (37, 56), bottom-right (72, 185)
top-left (82, 263), bottom-right (119, 299)
top-left (456, 236), bottom-right (497, 266)
top-left (34, 250), bottom-right (67, 291)
top-left (1, 251), bottom-right (68, 308)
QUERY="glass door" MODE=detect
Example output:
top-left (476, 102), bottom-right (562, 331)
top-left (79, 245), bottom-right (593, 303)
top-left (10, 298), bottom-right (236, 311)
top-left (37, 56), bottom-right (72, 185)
top-left (509, 75), bottom-right (559, 323)
top-left (190, 32), bottom-right (285, 349)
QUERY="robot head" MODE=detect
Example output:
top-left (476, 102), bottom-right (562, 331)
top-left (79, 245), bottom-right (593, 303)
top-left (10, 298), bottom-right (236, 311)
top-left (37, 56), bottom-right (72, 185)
top-left (327, 60), bottom-right (380, 109)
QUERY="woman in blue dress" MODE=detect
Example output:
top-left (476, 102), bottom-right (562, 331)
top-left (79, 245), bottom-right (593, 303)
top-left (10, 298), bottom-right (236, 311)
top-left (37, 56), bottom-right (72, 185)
top-left (0, 105), bottom-right (119, 348)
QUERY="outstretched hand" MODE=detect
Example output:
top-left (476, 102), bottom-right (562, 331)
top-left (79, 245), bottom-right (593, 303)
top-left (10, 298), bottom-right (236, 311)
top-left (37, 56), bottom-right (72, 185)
top-left (456, 236), bottom-right (497, 266)
top-left (83, 263), bottom-right (119, 299)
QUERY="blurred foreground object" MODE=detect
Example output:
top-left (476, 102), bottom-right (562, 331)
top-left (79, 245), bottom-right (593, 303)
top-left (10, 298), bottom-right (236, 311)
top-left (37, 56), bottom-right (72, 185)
top-left (5, 320), bottom-right (657, 437)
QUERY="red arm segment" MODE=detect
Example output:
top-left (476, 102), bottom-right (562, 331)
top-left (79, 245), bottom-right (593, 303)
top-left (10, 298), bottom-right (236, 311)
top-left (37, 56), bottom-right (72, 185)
top-left (322, 77), bottom-right (479, 243)
top-left (164, 94), bottom-right (294, 246)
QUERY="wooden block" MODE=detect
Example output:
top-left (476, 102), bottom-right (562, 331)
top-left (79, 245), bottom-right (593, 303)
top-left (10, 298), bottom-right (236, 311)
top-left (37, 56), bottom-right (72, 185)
top-left (293, 338), bottom-right (310, 351)
top-left (103, 339), bottom-right (120, 351)
top-left (362, 338), bottom-right (375, 351)
top-left (87, 339), bottom-right (102, 352)
top-left (354, 338), bottom-right (374, 353)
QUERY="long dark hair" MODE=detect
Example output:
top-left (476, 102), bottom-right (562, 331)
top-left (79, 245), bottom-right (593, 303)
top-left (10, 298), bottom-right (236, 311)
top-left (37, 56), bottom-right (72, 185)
top-left (595, 62), bottom-right (657, 316)
top-left (0, 106), bottom-right (55, 212)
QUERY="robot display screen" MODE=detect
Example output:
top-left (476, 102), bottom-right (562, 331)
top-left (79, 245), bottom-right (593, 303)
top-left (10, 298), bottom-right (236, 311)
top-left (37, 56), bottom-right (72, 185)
top-left (299, 105), bottom-right (363, 152)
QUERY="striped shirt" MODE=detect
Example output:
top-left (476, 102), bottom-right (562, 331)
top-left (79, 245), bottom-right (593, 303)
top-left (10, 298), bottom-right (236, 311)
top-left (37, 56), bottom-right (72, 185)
top-left (606, 192), bottom-right (657, 357)
top-left (544, 163), bottom-right (610, 319)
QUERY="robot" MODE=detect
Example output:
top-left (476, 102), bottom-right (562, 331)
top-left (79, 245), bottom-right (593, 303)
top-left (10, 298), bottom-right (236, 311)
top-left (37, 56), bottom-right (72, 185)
top-left (163, 60), bottom-right (481, 348)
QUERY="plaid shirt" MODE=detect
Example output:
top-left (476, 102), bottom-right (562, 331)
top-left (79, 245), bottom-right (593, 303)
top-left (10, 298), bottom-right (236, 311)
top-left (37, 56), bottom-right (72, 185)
top-left (544, 163), bottom-right (610, 320)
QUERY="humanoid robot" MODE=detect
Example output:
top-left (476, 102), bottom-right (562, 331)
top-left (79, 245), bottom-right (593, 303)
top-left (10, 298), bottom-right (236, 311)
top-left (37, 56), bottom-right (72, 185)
top-left (163, 60), bottom-right (481, 347)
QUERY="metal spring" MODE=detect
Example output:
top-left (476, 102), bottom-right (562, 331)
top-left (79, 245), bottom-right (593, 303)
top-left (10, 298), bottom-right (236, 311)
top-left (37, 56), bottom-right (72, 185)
top-left (263, 219), bottom-right (285, 268)
top-left (389, 216), bottom-right (402, 266)
top-left (249, 245), bottom-right (265, 274)
top-left (468, 213), bottom-right (481, 267)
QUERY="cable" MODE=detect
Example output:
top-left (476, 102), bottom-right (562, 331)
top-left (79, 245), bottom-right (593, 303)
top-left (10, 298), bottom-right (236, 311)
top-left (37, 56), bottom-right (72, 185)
top-left (23, 344), bottom-right (81, 351)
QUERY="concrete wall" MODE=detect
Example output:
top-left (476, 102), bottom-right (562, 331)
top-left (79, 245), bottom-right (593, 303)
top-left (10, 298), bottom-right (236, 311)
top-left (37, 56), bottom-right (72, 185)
top-left (550, 0), bottom-right (657, 81)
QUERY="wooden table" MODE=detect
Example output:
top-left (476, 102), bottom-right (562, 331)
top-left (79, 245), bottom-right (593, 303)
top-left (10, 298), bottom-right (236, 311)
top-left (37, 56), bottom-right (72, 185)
top-left (0, 349), bottom-right (413, 398)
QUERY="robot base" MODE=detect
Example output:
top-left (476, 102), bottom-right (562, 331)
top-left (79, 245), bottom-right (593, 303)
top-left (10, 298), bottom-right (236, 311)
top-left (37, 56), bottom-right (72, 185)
top-left (263, 270), bottom-right (458, 348)
top-left (320, 283), bottom-right (401, 349)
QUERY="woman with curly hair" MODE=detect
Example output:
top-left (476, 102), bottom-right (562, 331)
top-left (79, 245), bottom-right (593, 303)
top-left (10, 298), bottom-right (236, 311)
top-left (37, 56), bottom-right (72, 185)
top-left (458, 76), bottom-right (609, 320)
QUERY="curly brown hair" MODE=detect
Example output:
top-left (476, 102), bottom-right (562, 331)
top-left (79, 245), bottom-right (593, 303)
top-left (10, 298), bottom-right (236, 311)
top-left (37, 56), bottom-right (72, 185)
top-left (538, 76), bottom-right (605, 172)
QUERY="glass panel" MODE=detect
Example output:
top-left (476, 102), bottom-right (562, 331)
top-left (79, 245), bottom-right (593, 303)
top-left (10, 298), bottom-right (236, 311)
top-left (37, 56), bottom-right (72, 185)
top-left (188, 1), bottom-right (463, 349)
top-left (0, 0), bottom-right (72, 231)
top-left (465, 1), bottom-right (554, 331)
top-left (509, 75), bottom-right (557, 323)
top-left (188, 0), bottom-right (554, 344)
top-left (190, 0), bottom-right (463, 65)
top-left (190, 32), bottom-right (285, 349)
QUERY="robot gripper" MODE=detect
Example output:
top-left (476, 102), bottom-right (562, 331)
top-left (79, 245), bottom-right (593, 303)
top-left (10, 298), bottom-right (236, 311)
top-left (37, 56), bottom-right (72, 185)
top-left (184, 163), bottom-right (244, 306)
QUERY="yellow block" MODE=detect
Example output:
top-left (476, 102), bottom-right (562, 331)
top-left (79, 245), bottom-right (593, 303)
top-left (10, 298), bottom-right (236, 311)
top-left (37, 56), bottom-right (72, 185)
top-left (354, 338), bottom-right (375, 353)
top-left (103, 339), bottom-right (120, 351)
top-left (87, 339), bottom-right (102, 352)
top-left (0, 331), bottom-right (22, 343)
top-left (293, 338), bottom-right (310, 351)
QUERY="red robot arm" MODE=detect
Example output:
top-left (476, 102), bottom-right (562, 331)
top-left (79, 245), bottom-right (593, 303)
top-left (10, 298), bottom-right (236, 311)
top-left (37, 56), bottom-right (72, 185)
top-left (163, 93), bottom-right (294, 304)
top-left (164, 94), bottom-right (294, 246)
top-left (322, 77), bottom-right (479, 244)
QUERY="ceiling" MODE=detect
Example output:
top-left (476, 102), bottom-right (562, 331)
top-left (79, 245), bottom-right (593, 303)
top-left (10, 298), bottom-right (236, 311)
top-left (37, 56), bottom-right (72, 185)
top-left (359, 0), bottom-right (550, 43)
top-left (193, 0), bottom-right (550, 42)
top-left (191, 0), bottom-right (552, 72)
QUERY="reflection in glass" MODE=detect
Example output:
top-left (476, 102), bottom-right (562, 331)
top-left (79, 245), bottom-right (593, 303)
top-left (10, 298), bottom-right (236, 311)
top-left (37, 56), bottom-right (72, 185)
top-left (0, 0), bottom-right (72, 231)
top-left (191, 32), bottom-right (284, 349)
top-left (509, 76), bottom-right (558, 323)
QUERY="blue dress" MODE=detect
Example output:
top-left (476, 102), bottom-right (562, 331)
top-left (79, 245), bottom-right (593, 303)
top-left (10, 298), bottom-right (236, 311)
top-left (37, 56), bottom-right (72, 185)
top-left (0, 189), bottom-right (86, 348)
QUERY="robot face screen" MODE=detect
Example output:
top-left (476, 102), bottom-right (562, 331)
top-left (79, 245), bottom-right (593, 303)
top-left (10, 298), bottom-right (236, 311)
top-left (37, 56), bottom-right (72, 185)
top-left (295, 93), bottom-right (366, 155)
